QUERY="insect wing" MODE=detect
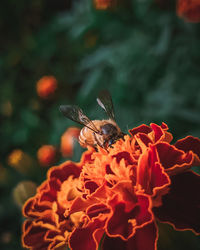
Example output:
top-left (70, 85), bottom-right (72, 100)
top-left (59, 105), bottom-right (100, 133)
top-left (97, 90), bottom-right (115, 121)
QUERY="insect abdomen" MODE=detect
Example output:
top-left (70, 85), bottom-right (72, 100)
top-left (79, 126), bottom-right (94, 147)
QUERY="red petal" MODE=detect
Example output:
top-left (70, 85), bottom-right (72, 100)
top-left (69, 184), bottom-right (108, 215)
top-left (102, 222), bottom-right (158, 250)
top-left (48, 161), bottom-right (81, 182)
top-left (175, 136), bottom-right (200, 166)
top-left (22, 221), bottom-right (49, 249)
top-left (40, 178), bottom-right (61, 203)
top-left (23, 197), bottom-right (36, 217)
top-left (150, 123), bottom-right (164, 142)
top-left (129, 124), bottom-right (152, 137)
top-left (69, 216), bottom-right (106, 250)
top-left (106, 200), bottom-right (139, 240)
top-left (136, 133), bottom-right (152, 149)
top-left (153, 171), bottom-right (200, 234)
top-left (177, 0), bottom-right (200, 23)
top-left (130, 123), bottom-right (173, 146)
top-left (155, 142), bottom-right (193, 175)
top-left (137, 146), bottom-right (170, 196)
top-left (87, 203), bottom-right (110, 219)
top-left (161, 122), bottom-right (168, 130)
top-left (85, 181), bottom-right (99, 193)
top-left (106, 193), bottom-right (152, 240)
top-left (112, 151), bottom-right (135, 165)
top-left (45, 230), bottom-right (60, 240)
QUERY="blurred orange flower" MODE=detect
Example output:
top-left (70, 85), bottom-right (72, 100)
top-left (93, 0), bottom-right (117, 10)
top-left (177, 0), bottom-right (200, 22)
top-left (36, 76), bottom-right (57, 99)
top-left (8, 149), bottom-right (35, 174)
top-left (22, 123), bottom-right (200, 250)
top-left (37, 145), bottom-right (57, 167)
top-left (61, 127), bottom-right (81, 157)
top-left (13, 181), bottom-right (37, 208)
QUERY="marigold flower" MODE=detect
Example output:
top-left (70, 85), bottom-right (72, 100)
top-left (37, 145), bottom-right (57, 167)
top-left (22, 123), bottom-right (200, 250)
top-left (93, 0), bottom-right (117, 10)
top-left (61, 127), bottom-right (81, 157)
top-left (177, 0), bottom-right (200, 22)
top-left (8, 149), bottom-right (35, 174)
top-left (36, 76), bottom-right (57, 99)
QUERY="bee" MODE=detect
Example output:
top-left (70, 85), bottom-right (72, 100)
top-left (59, 90), bottom-right (125, 150)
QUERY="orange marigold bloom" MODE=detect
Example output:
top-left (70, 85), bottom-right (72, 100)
top-left (61, 127), bottom-right (81, 157)
top-left (8, 149), bottom-right (35, 174)
top-left (37, 145), bottom-right (57, 167)
top-left (93, 0), bottom-right (117, 10)
top-left (177, 0), bottom-right (200, 22)
top-left (22, 123), bottom-right (200, 250)
top-left (36, 76), bottom-right (57, 99)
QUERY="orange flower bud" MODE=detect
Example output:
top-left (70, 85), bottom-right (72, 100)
top-left (13, 181), bottom-right (37, 207)
top-left (7, 149), bottom-right (35, 174)
top-left (93, 0), bottom-right (117, 10)
top-left (36, 76), bottom-right (57, 99)
top-left (61, 127), bottom-right (80, 157)
top-left (37, 145), bottom-right (57, 167)
top-left (177, 0), bottom-right (200, 22)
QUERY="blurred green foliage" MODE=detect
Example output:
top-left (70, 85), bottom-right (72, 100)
top-left (0, 0), bottom-right (200, 249)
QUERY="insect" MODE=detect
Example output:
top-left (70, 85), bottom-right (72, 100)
top-left (59, 90), bottom-right (125, 150)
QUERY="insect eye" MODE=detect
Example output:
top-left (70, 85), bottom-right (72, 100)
top-left (101, 124), bottom-right (117, 135)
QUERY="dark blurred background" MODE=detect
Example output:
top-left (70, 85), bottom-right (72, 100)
top-left (1, 0), bottom-right (200, 249)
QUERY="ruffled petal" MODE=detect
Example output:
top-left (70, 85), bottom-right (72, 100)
top-left (87, 203), bottom-right (110, 219)
top-left (106, 192), bottom-right (153, 240)
top-left (22, 221), bottom-right (50, 249)
top-left (69, 184), bottom-right (108, 215)
top-left (39, 178), bottom-right (61, 203)
top-left (137, 146), bottom-right (170, 196)
top-left (106, 196), bottom-right (139, 240)
top-left (130, 122), bottom-right (172, 144)
top-left (69, 216), bottom-right (106, 250)
top-left (102, 222), bottom-right (158, 250)
top-left (48, 161), bottom-right (81, 182)
top-left (129, 124), bottom-right (152, 137)
top-left (150, 123), bottom-right (164, 142)
top-left (175, 136), bottom-right (200, 166)
top-left (23, 196), bottom-right (52, 219)
top-left (155, 142), bottom-right (193, 175)
top-left (135, 133), bottom-right (152, 151)
top-left (153, 171), bottom-right (200, 234)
